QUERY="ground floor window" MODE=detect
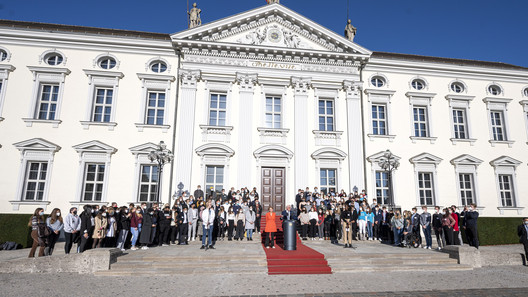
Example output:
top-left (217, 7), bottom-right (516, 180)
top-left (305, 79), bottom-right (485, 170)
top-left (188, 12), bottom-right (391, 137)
top-left (138, 165), bottom-right (158, 202)
top-left (458, 173), bottom-right (475, 206)
top-left (82, 163), bottom-right (105, 201)
top-left (418, 172), bottom-right (435, 206)
top-left (375, 171), bottom-right (389, 205)
top-left (23, 162), bottom-right (48, 201)
top-left (320, 169), bottom-right (336, 195)
top-left (205, 165), bottom-right (224, 196)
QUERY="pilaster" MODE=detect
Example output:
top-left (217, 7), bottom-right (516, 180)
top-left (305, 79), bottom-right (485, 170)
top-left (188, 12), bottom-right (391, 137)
top-left (236, 72), bottom-right (258, 187)
top-left (292, 76), bottom-right (312, 190)
top-left (343, 80), bottom-right (365, 190)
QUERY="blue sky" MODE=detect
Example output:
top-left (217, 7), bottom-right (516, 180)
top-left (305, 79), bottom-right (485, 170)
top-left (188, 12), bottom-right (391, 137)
top-left (1, 0), bottom-right (527, 67)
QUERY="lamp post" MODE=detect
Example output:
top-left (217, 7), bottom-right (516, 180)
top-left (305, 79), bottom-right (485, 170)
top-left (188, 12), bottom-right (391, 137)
top-left (378, 149), bottom-right (400, 210)
top-left (148, 141), bottom-right (174, 206)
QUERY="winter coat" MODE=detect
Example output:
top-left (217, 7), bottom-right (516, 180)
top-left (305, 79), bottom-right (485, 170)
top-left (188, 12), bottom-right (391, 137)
top-left (245, 210), bottom-right (256, 229)
top-left (139, 213), bottom-right (154, 244)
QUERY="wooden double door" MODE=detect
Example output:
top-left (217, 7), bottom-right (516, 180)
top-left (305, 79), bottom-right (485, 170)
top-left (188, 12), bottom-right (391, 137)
top-left (261, 167), bottom-right (285, 212)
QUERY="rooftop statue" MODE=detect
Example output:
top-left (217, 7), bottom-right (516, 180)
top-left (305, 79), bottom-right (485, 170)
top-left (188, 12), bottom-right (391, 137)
top-left (344, 19), bottom-right (357, 42)
top-left (189, 3), bottom-right (202, 29)
top-left (267, 0), bottom-right (280, 4)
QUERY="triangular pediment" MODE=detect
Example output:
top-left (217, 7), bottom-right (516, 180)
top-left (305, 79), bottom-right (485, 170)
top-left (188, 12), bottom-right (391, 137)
top-left (13, 138), bottom-right (61, 152)
top-left (409, 153), bottom-right (443, 165)
top-left (490, 156), bottom-right (522, 167)
top-left (367, 150), bottom-right (401, 163)
top-left (450, 154), bottom-right (483, 166)
top-left (73, 140), bottom-right (117, 154)
top-left (172, 4), bottom-right (371, 56)
top-left (129, 142), bottom-right (160, 155)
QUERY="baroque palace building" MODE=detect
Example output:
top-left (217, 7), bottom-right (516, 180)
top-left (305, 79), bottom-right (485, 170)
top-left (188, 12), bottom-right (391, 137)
top-left (0, 3), bottom-right (527, 216)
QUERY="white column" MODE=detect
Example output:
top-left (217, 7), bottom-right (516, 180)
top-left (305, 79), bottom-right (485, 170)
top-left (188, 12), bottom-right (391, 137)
top-left (174, 70), bottom-right (201, 192)
top-left (343, 80), bottom-right (365, 190)
top-left (292, 77), bottom-right (311, 190)
top-left (235, 72), bottom-right (258, 188)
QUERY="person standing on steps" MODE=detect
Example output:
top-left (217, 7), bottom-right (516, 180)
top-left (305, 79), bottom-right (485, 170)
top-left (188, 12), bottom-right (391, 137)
top-left (45, 208), bottom-right (63, 256)
top-left (420, 206), bottom-right (432, 250)
top-left (245, 207), bottom-right (256, 241)
top-left (28, 208), bottom-right (47, 258)
top-left (201, 201), bottom-right (215, 250)
top-left (341, 205), bottom-right (353, 248)
top-left (518, 217), bottom-right (528, 265)
top-left (264, 207), bottom-right (277, 249)
top-left (63, 207), bottom-right (81, 254)
top-left (79, 205), bottom-right (93, 253)
top-left (463, 203), bottom-right (479, 249)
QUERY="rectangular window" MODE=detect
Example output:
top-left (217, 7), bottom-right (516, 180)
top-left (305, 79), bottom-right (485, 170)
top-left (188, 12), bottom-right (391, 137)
top-left (372, 104), bottom-right (387, 135)
top-left (265, 96), bottom-right (281, 128)
top-left (209, 93), bottom-right (227, 126)
top-left (145, 91), bottom-right (165, 125)
top-left (318, 99), bottom-right (334, 131)
top-left (205, 165), bottom-right (224, 194)
top-left (459, 173), bottom-right (474, 205)
top-left (138, 165), bottom-right (159, 202)
top-left (413, 106), bottom-right (428, 137)
top-left (375, 171), bottom-right (389, 205)
top-left (82, 163), bottom-right (105, 201)
top-left (490, 111), bottom-right (506, 141)
top-left (92, 88), bottom-right (113, 122)
top-left (418, 172), bottom-right (434, 205)
top-left (320, 169), bottom-right (337, 195)
top-left (498, 174), bottom-right (515, 207)
top-left (452, 109), bottom-right (467, 139)
top-left (23, 162), bottom-right (48, 201)
top-left (36, 84), bottom-right (59, 120)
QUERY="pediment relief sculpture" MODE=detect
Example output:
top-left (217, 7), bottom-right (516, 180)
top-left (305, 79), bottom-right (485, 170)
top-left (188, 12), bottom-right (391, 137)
top-left (236, 24), bottom-right (312, 49)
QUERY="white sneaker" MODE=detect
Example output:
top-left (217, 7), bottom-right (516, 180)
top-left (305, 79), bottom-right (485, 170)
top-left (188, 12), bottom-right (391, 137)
top-left (319, 238), bottom-right (323, 241)
top-left (120, 249), bottom-right (125, 252)
top-left (192, 238), bottom-right (195, 241)
top-left (141, 246), bottom-right (149, 250)
top-left (131, 246), bottom-right (138, 251)
top-left (423, 246), bottom-right (427, 249)
top-left (437, 247), bottom-right (442, 251)
top-left (162, 244), bottom-right (169, 247)
top-left (427, 247), bottom-right (432, 250)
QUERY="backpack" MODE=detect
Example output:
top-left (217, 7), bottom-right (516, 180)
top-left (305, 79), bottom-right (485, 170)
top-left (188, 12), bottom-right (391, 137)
top-left (1, 241), bottom-right (17, 250)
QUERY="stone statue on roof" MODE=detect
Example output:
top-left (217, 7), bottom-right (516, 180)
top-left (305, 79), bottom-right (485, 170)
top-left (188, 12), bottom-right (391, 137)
top-left (267, 0), bottom-right (280, 4)
top-left (188, 3), bottom-right (202, 29)
top-left (344, 19), bottom-right (357, 42)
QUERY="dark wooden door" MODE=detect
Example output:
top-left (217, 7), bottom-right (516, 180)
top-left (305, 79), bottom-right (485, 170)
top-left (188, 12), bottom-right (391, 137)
top-left (261, 167), bottom-right (285, 212)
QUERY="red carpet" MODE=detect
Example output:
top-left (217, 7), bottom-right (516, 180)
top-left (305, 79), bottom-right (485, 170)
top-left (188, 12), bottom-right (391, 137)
top-left (260, 215), bottom-right (332, 275)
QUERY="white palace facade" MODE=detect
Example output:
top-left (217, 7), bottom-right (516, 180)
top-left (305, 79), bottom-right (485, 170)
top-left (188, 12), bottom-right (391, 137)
top-left (0, 3), bottom-right (527, 216)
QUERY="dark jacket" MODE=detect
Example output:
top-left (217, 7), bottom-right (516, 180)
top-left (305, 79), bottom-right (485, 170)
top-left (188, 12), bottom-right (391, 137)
top-left (139, 213), bottom-right (153, 244)
top-left (176, 211), bottom-right (188, 225)
top-left (518, 224), bottom-right (528, 244)
top-left (159, 211), bottom-right (172, 227)
top-left (373, 209), bottom-right (383, 223)
top-left (118, 213), bottom-right (130, 230)
top-left (432, 213), bottom-right (443, 229)
top-left (80, 212), bottom-right (92, 236)
top-left (281, 209), bottom-right (297, 221)
top-left (464, 211), bottom-right (479, 228)
top-left (194, 189), bottom-right (204, 199)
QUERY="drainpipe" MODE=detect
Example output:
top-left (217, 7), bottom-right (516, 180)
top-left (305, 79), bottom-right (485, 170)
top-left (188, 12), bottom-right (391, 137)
top-left (168, 48), bottom-right (183, 205)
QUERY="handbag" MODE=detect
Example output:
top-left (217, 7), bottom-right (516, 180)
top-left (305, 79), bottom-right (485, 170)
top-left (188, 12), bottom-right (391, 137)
top-left (37, 223), bottom-right (50, 238)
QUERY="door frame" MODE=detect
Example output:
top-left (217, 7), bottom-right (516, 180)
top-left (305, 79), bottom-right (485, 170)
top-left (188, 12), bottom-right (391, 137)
top-left (260, 166), bottom-right (286, 213)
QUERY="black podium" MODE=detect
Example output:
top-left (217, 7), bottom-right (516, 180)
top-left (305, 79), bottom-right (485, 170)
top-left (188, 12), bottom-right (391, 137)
top-left (283, 220), bottom-right (297, 251)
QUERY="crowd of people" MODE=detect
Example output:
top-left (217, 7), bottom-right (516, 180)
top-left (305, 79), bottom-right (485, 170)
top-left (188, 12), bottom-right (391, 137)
top-left (27, 185), bottom-right (528, 260)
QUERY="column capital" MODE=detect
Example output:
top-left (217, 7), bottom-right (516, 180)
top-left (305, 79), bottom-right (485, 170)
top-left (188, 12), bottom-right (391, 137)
top-left (291, 77), bottom-right (312, 95)
top-left (180, 69), bottom-right (201, 88)
top-left (235, 72), bottom-right (258, 92)
top-left (343, 80), bottom-right (363, 98)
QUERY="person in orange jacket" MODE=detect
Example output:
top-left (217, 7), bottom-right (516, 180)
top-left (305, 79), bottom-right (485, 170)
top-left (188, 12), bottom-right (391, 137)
top-left (265, 207), bottom-right (277, 249)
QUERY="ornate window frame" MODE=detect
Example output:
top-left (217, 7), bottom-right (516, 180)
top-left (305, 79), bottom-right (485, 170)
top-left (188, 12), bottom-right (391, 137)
top-left (367, 151), bottom-right (402, 207)
top-left (135, 73), bottom-right (175, 132)
top-left (406, 92), bottom-right (437, 143)
top-left (196, 143), bottom-right (235, 191)
top-left (93, 53), bottom-right (120, 70)
top-left (0, 46), bottom-right (12, 62)
top-left (445, 94), bottom-right (476, 145)
top-left (70, 140), bottom-right (117, 207)
top-left (11, 138), bottom-right (61, 210)
top-left (129, 142), bottom-right (163, 203)
top-left (368, 73), bottom-right (389, 88)
top-left (258, 84), bottom-right (289, 144)
top-left (200, 81), bottom-right (233, 143)
top-left (81, 69), bottom-right (124, 130)
top-left (450, 154), bottom-right (483, 208)
top-left (409, 76), bottom-right (429, 91)
top-left (313, 88), bottom-right (342, 146)
top-left (311, 148), bottom-right (347, 194)
top-left (0, 64), bottom-right (15, 122)
top-left (486, 82), bottom-right (504, 96)
top-left (483, 97), bottom-right (514, 147)
top-left (23, 66), bottom-right (71, 127)
top-left (409, 153), bottom-right (442, 207)
top-left (448, 79), bottom-right (468, 94)
top-left (146, 57), bottom-right (171, 74)
top-left (39, 49), bottom-right (67, 66)
top-left (490, 156), bottom-right (523, 214)
top-left (365, 89), bottom-right (396, 142)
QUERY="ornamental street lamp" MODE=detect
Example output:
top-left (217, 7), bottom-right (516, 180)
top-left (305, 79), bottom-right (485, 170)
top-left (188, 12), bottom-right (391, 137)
top-left (148, 141), bottom-right (174, 206)
top-left (377, 149), bottom-right (400, 210)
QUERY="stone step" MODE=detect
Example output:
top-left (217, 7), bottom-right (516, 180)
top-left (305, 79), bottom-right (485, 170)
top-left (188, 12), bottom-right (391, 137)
top-left (121, 255), bottom-right (265, 262)
top-left (111, 260), bottom-right (267, 269)
top-left (96, 266), bottom-right (268, 276)
top-left (326, 258), bottom-right (457, 265)
top-left (330, 264), bottom-right (473, 272)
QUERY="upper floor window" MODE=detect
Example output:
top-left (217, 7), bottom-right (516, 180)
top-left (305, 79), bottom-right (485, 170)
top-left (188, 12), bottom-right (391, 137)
top-left (209, 93), bottom-right (227, 126)
top-left (371, 76), bottom-right (385, 88)
top-left (37, 84), bottom-right (60, 120)
top-left (371, 104), bottom-right (387, 135)
top-left (92, 88), bottom-right (113, 122)
top-left (413, 106), bottom-right (429, 137)
top-left (150, 61), bottom-right (167, 73)
top-left (265, 96), bottom-right (281, 129)
top-left (0, 49), bottom-right (7, 62)
top-left (318, 99), bottom-right (334, 131)
top-left (145, 91), bottom-right (166, 125)
top-left (411, 79), bottom-right (426, 90)
top-left (490, 111), bottom-right (506, 141)
top-left (45, 53), bottom-right (64, 66)
top-left (98, 57), bottom-right (116, 70)
top-left (488, 84), bottom-right (502, 96)
top-left (450, 82), bottom-right (465, 93)
top-left (452, 109), bottom-right (468, 139)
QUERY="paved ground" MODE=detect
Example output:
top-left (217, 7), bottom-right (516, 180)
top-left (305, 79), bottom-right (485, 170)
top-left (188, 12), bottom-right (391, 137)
top-left (1, 238), bottom-right (527, 297)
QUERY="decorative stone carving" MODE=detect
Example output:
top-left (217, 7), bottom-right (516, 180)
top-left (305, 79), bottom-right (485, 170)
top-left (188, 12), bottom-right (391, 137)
top-left (180, 69), bottom-right (201, 88)
top-left (188, 3), bottom-right (202, 29)
top-left (291, 77), bottom-right (312, 94)
top-left (235, 73), bottom-right (258, 92)
top-left (236, 24), bottom-right (312, 49)
top-left (344, 19), bottom-right (357, 42)
top-left (343, 80), bottom-right (362, 97)
top-left (267, 0), bottom-right (280, 4)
